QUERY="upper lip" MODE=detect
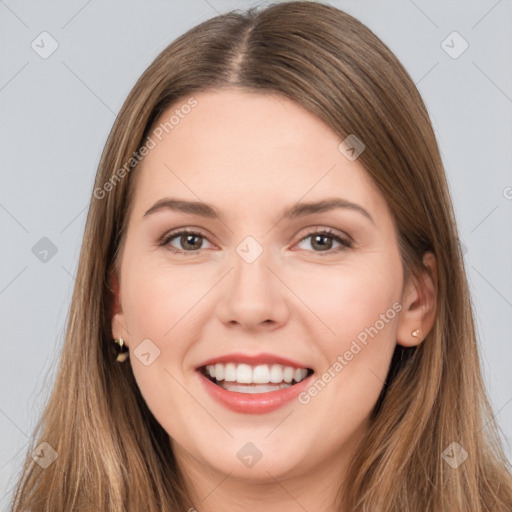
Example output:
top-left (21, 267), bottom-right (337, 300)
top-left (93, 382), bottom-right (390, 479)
top-left (195, 352), bottom-right (313, 371)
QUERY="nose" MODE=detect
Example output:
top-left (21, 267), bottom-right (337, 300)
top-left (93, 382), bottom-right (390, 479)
top-left (216, 246), bottom-right (290, 331)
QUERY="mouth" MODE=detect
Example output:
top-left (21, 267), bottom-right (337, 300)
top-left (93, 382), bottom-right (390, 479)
top-left (198, 363), bottom-right (315, 394)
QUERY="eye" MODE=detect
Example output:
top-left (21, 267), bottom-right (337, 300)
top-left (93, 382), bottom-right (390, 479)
top-left (160, 229), bottom-right (213, 255)
top-left (295, 228), bottom-right (352, 254)
top-left (160, 227), bottom-right (352, 256)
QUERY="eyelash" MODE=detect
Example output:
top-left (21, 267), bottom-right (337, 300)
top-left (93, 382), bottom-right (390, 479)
top-left (159, 228), bottom-right (353, 256)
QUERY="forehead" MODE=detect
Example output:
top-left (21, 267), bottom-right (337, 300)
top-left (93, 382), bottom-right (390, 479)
top-left (129, 89), bottom-right (387, 223)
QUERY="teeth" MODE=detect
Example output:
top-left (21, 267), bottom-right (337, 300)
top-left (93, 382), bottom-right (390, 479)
top-left (214, 363), bottom-right (224, 381)
top-left (252, 364), bottom-right (270, 383)
top-left (283, 366), bottom-right (294, 383)
top-left (224, 362), bottom-right (236, 382)
top-left (204, 363), bottom-right (309, 385)
top-left (236, 363), bottom-right (252, 384)
top-left (221, 382), bottom-right (292, 394)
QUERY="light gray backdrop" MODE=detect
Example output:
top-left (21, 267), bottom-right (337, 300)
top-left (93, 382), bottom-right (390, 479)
top-left (1, 0), bottom-right (511, 508)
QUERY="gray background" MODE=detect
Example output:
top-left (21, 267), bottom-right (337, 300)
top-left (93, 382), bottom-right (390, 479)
top-left (1, 0), bottom-right (511, 508)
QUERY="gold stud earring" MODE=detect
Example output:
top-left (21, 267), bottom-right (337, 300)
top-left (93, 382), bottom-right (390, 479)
top-left (114, 337), bottom-right (129, 363)
top-left (411, 329), bottom-right (421, 338)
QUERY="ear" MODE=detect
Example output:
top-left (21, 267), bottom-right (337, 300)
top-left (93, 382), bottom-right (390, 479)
top-left (396, 251), bottom-right (437, 347)
top-left (110, 270), bottom-right (129, 346)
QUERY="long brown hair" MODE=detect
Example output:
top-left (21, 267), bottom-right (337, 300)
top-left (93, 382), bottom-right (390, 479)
top-left (11, 2), bottom-right (512, 510)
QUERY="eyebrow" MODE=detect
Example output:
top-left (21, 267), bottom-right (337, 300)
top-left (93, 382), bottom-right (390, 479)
top-left (143, 197), bottom-right (375, 225)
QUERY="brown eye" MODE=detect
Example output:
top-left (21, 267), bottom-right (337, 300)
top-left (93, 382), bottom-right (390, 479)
top-left (296, 229), bottom-right (352, 254)
top-left (161, 230), bottom-right (212, 254)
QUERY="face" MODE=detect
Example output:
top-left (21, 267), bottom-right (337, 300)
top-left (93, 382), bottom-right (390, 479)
top-left (111, 89), bottom-right (424, 488)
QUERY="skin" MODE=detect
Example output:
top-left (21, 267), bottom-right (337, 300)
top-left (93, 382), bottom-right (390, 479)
top-left (111, 88), bottom-right (436, 512)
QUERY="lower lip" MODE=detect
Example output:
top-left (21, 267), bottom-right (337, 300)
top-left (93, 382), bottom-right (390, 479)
top-left (197, 371), bottom-right (314, 414)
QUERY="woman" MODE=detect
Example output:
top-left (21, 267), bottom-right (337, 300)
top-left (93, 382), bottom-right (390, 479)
top-left (11, 1), bottom-right (512, 510)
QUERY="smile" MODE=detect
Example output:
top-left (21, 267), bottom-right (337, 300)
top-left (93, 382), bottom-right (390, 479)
top-left (195, 353), bottom-right (315, 414)
top-left (200, 363), bottom-right (312, 394)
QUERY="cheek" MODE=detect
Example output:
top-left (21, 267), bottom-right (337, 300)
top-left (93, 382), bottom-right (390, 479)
top-left (293, 257), bottom-right (402, 420)
top-left (121, 260), bottom-right (211, 433)
top-left (291, 257), bottom-right (402, 346)
top-left (122, 256), bottom-right (212, 344)
top-left (294, 258), bottom-right (402, 403)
